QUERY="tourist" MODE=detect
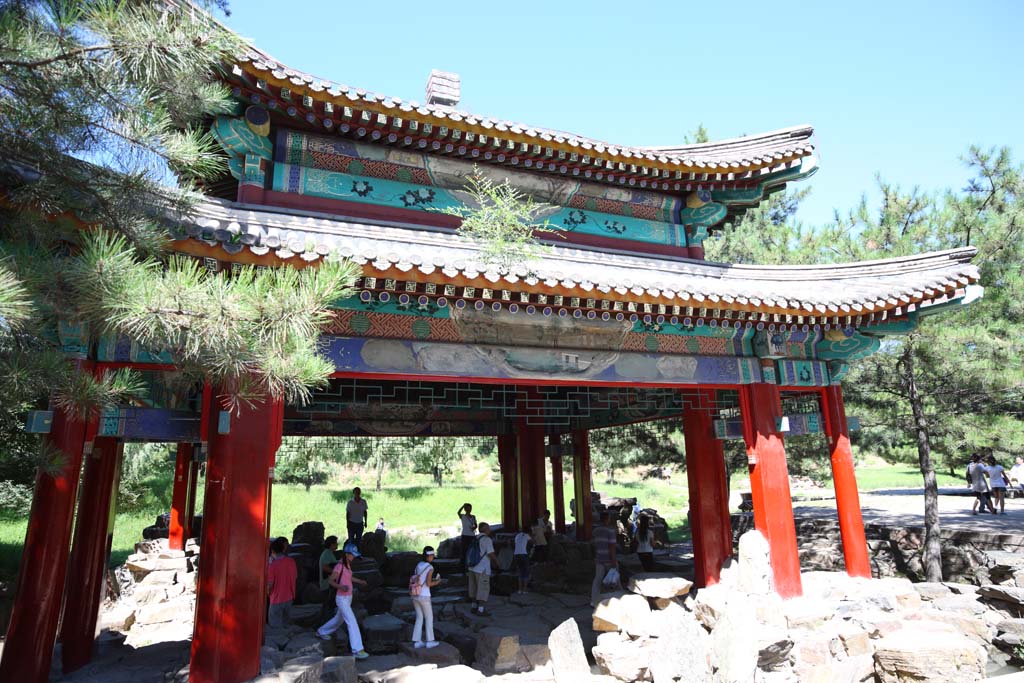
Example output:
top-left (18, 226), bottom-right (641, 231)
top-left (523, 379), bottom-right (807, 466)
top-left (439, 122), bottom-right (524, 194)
top-left (266, 537), bottom-right (297, 628)
top-left (375, 517), bottom-right (388, 547)
top-left (513, 527), bottom-right (532, 593)
top-left (410, 546), bottom-right (442, 649)
top-left (345, 487), bottom-right (368, 547)
top-left (468, 522), bottom-right (497, 615)
top-left (457, 502), bottom-right (477, 572)
top-left (636, 514), bottom-right (656, 572)
top-left (317, 542), bottom-right (370, 659)
top-left (319, 536), bottom-right (339, 617)
top-left (591, 510), bottom-right (618, 607)
top-left (531, 510), bottom-right (552, 562)
top-left (968, 454), bottom-right (995, 515)
top-left (987, 454), bottom-right (1009, 514)
top-left (1010, 456), bottom-right (1024, 494)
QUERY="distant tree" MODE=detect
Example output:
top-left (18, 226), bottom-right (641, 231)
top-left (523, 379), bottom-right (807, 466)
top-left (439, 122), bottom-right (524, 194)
top-left (408, 436), bottom-right (475, 487)
top-left (683, 124), bottom-right (710, 144)
top-left (276, 437), bottom-right (347, 491)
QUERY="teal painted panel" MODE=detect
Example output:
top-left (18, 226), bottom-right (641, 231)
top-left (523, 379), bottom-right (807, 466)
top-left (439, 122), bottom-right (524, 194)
top-left (272, 164), bottom-right (685, 248)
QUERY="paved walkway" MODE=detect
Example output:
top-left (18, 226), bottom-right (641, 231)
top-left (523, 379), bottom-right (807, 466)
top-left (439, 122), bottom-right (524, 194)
top-left (793, 488), bottom-right (1024, 535)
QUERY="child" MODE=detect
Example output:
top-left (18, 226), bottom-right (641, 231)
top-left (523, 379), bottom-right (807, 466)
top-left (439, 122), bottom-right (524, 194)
top-left (317, 542), bottom-right (370, 659)
top-left (513, 528), bottom-right (532, 594)
top-left (266, 537), bottom-right (297, 627)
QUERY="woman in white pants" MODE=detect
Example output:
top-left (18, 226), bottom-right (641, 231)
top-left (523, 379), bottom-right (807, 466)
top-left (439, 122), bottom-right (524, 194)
top-left (411, 546), bottom-right (443, 648)
top-left (317, 542), bottom-right (370, 659)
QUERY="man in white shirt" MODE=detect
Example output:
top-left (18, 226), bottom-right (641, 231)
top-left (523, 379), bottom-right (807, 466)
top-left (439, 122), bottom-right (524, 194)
top-left (345, 487), bottom-right (369, 547)
top-left (468, 522), bottom-right (496, 615)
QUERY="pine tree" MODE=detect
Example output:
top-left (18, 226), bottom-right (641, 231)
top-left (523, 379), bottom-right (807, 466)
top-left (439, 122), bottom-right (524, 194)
top-left (0, 0), bottom-right (360, 487)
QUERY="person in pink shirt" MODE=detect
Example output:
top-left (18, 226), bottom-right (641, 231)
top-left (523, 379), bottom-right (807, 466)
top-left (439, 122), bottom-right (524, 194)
top-left (316, 542), bottom-right (370, 659)
top-left (266, 537), bottom-right (297, 627)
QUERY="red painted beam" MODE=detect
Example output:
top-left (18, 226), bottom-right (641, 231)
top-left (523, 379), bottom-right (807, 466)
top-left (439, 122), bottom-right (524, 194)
top-left (60, 437), bottom-right (123, 673)
top-left (169, 443), bottom-right (193, 551)
top-left (821, 385), bottom-right (871, 578)
top-left (0, 393), bottom-right (90, 683)
top-left (185, 450), bottom-right (200, 541)
top-left (497, 433), bottom-right (519, 532)
top-left (571, 430), bottom-right (593, 541)
top-left (550, 443), bottom-right (566, 534)
top-left (739, 383), bottom-right (803, 598)
top-left (682, 388), bottom-right (733, 587)
top-left (190, 394), bottom-right (283, 683)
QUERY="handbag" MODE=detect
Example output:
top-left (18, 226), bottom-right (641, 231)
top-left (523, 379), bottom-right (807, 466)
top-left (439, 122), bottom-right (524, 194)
top-left (603, 567), bottom-right (621, 587)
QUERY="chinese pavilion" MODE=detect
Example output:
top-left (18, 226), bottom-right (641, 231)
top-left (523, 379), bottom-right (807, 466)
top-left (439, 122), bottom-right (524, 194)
top-left (1, 43), bottom-right (981, 683)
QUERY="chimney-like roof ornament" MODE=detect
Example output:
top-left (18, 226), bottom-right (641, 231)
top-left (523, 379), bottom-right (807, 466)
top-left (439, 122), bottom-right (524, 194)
top-left (425, 69), bottom-right (460, 108)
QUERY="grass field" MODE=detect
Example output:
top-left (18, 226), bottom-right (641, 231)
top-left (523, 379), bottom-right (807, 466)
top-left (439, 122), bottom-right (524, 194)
top-left (0, 460), bottom-right (957, 581)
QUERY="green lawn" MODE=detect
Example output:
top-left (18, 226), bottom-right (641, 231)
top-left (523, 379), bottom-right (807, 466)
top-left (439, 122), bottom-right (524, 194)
top-left (0, 462), bottom-right (958, 582)
top-left (0, 476), bottom-right (689, 581)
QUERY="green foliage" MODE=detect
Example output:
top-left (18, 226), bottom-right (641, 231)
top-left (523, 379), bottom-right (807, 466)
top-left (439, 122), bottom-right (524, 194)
top-left (406, 436), bottom-right (490, 487)
top-left (589, 421), bottom-right (685, 483)
top-left (117, 442), bottom-right (174, 513)
top-left (683, 124), bottom-right (710, 145)
top-left (276, 437), bottom-right (349, 491)
top-left (435, 169), bottom-right (556, 272)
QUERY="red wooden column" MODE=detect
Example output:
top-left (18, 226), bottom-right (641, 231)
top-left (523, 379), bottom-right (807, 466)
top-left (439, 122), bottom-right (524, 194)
top-left (682, 388), bottom-right (733, 587)
top-left (571, 429), bottom-right (593, 541)
top-left (185, 451), bottom-right (200, 541)
top-left (739, 383), bottom-right (803, 598)
top-left (515, 389), bottom-right (546, 531)
top-left (60, 437), bottom-right (123, 672)
top-left (822, 385), bottom-right (871, 578)
top-left (0, 399), bottom-right (89, 683)
top-left (169, 443), bottom-right (194, 551)
top-left (190, 395), bottom-right (283, 683)
top-left (550, 438), bottom-right (566, 534)
top-left (498, 433), bottom-right (519, 531)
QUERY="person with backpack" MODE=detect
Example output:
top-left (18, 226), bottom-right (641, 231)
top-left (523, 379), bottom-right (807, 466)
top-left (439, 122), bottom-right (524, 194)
top-left (968, 453), bottom-right (995, 515)
top-left (409, 546), bottom-right (442, 649)
top-left (467, 522), bottom-right (496, 615)
top-left (316, 542), bottom-right (370, 660)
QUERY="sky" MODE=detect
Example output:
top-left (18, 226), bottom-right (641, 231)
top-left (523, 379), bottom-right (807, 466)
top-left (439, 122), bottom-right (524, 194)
top-left (224, 0), bottom-right (1023, 227)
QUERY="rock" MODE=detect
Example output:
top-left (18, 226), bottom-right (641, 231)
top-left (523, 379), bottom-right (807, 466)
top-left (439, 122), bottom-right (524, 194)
top-left (396, 665), bottom-right (483, 683)
top-left (626, 573), bottom-right (693, 600)
top-left (693, 583), bottom-right (729, 630)
top-left (873, 628), bottom-right (986, 683)
top-left (135, 599), bottom-right (188, 626)
top-left (649, 605), bottom-right (711, 683)
top-left (790, 632), bottom-right (834, 683)
top-left (132, 585), bottom-right (167, 607)
top-left (126, 557), bottom-right (190, 575)
top-left (979, 585), bottom-right (1024, 606)
top-left (99, 604), bottom-right (136, 632)
top-left (593, 632), bottom-right (652, 682)
top-left (264, 626), bottom-right (292, 649)
top-left (711, 601), bottom-right (759, 683)
top-left (930, 594), bottom-right (987, 616)
top-left (737, 530), bottom-right (773, 595)
top-left (397, 641), bottom-right (462, 665)
top-left (138, 569), bottom-right (178, 586)
top-left (913, 582), bottom-right (952, 601)
top-left (757, 628), bottom-right (794, 670)
top-left (832, 620), bottom-right (872, 657)
top-left (445, 632), bottom-right (478, 664)
top-left (547, 618), bottom-right (590, 681)
top-left (476, 627), bottom-right (522, 675)
top-left (359, 663), bottom-right (438, 683)
top-left (905, 610), bottom-right (993, 646)
top-left (996, 618), bottom-right (1024, 637)
top-left (783, 597), bottom-right (832, 630)
top-left (288, 603), bottom-right (322, 627)
top-left (362, 613), bottom-right (405, 654)
top-left (519, 642), bottom-right (551, 671)
top-left (592, 593), bottom-right (651, 635)
top-left (283, 632), bottom-right (328, 657)
top-left (321, 655), bottom-right (356, 683)
top-left (832, 654), bottom-right (876, 683)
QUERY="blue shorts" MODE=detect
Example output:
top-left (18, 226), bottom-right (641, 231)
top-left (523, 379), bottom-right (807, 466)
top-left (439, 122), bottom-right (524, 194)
top-left (514, 554), bottom-right (530, 580)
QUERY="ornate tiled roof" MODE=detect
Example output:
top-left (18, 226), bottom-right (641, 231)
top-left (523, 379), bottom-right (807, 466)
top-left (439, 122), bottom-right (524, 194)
top-left (170, 198), bottom-right (979, 326)
top-left (226, 46), bottom-right (815, 189)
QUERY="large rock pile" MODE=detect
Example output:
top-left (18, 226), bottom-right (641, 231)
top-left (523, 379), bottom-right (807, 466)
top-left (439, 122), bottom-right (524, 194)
top-left (100, 537), bottom-right (199, 648)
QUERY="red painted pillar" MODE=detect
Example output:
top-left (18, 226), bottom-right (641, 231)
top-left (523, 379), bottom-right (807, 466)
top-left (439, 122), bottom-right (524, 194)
top-left (185, 452), bottom-right (200, 541)
top-left (169, 443), bottom-right (193, 551)
top-left (822, 385), bottom-right (871, 578)
top-left (60, 437), bottom-right (123, 672)
top-left (682, 388), bottom-right (733, 587)
top-left (516, 390), bottom-right (546, 531)
top-left (571, 429), bottom-right (593, 541)
top-left (550, 441), bottom-right (566, 534)
top-left (190, 394), bottom-right (283, 683)
top-left (498, 433), bottom-right (519, 532)
top-left (0, 400), bottom-right (89, 683)
top-left (739, 383), bottom-right (803, 598)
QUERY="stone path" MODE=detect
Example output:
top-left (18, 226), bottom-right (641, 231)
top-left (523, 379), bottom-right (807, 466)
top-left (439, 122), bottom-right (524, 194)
top-left (793, 489), bottom-right (1024, 534)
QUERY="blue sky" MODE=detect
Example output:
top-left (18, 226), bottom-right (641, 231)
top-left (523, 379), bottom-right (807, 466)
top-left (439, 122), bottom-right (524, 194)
top-left (224, 1), bottom-right (1023, 227)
